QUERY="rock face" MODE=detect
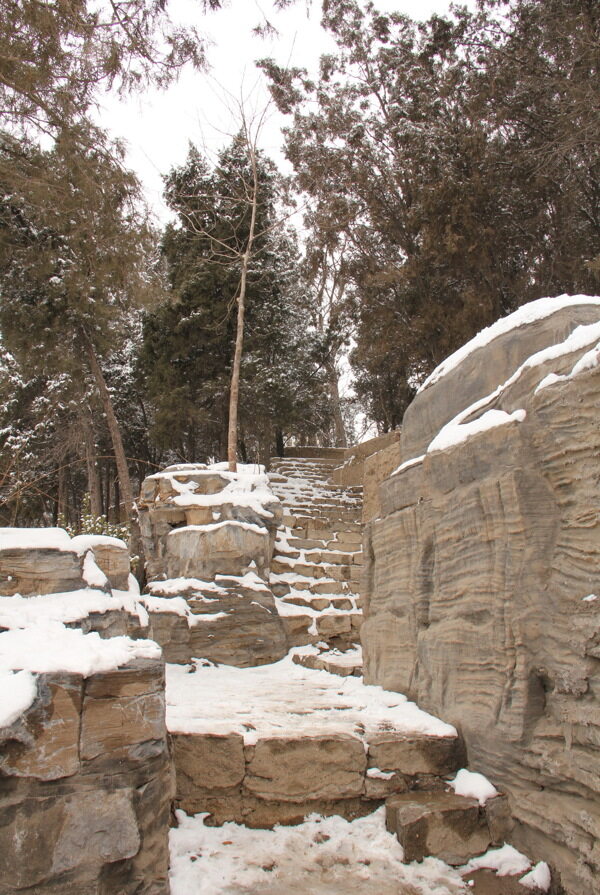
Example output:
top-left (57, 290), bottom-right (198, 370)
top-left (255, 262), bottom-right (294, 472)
top-left (0, 656), bottom-right (173, 894)
top-left (138, 463), bottom-right (282, 581)
top-left (171, 728), bottom-right (463, 828)
top-left (145, 576), bottom-right (288, 666)
top-left (137, 463), bottom-right (289, 666)
top-left (362, 296), bottom-right (600, 895)
top-left (0, 528), bottom-right (85, 596)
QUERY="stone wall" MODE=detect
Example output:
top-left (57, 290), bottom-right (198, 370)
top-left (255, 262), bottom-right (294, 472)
top-left (0, 656), bottom-right (173, 894)
top-left (171, 729), bottom-right (463, 828)
top-left (361, 297), bottom-right (600, 895)
top-left (331, 431), bottom-right (401, 491)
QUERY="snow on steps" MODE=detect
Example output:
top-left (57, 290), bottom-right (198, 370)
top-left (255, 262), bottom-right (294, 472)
top-left (268, 456), bottom-right (364, 658)
top-left (166, 653), bottom-right (464, 828)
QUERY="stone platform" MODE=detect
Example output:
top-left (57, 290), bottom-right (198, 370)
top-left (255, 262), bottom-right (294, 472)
top-left (166, 654), bottom-right (464, 827)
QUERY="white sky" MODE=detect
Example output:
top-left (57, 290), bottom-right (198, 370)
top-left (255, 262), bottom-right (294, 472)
top-left (99, 0), bottom-right (459, 221)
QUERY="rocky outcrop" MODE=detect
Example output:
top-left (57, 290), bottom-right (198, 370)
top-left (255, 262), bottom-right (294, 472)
top-left (362, 296), bottom-right (600, 895)
top-left (138, 463), bottom-right (282, 581)
top-left (0, 528), bottom-right (86, 596)
top-left (0, 638), bottom-right (172, 894)
top-left (135, 463), bottom-right (289, 666)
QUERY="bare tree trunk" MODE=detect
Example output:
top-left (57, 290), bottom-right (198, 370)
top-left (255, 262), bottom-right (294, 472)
top-left (80, 409), bottom-right (102, 517)
top-left (227, 138), bottom-right (259, 473)
top-left (81, 333), bottom-right (134, 518)
top-left (326, 359), bottom-right (348, 447)
top-left (57, 462), bottom-right (68, 523)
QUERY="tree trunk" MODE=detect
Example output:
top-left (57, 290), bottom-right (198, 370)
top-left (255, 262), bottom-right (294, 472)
top-left (81, 333), bottom-right (134, 518)
top-left (57, 462), bottom-right (68, 523)
top-left (227, 142), bottom-right (259, 473)
top-left (326, 358), bottom-right (348, 447)
top-left (80, 410), bottom-right (102, 517)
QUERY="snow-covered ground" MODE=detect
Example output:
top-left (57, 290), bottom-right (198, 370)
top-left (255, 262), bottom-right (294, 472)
top-left (169, 807), bottom-right (468, 895)
top-left (170, 807), bottom-right (550, 895)
top-left (166, 653), bottom-right (456, 743)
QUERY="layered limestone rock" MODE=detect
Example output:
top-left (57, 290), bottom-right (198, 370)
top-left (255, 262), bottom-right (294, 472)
top-left (137, 463), bottom-right (288, 666)
top-left (138, 463), bottom-right (282, 581)
top-left (0, 627), bottom-right (173, 895)
top-left (362, 295), bottom-right (600, 895)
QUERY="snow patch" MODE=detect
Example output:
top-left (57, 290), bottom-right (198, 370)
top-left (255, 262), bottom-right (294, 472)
top-left (169, 807), bottom-right (466, 895)
top-left (0, 622), bottom-right (160, 678)
top-left (419, 295), bottom-right (600, 392)
top-left (82, 550), bottom-right (109, 589)
top-left (0, 669), bottom-right (38, 728)
top-left (520, 862), bottom-right (552, 891)
top-left (0, 527), bottom-right (73, 552)
top-left (449, 768), bottom-right (498, 805)
top-left (428, 409), bottom-right (526, 455)
top-left (165, 653), bottom-right (456, 744)
top-left (462, 844), bottom-right (531, 877)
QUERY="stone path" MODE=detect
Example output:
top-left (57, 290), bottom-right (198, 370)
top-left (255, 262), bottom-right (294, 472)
top-left (164, 454), bottom-right (547, 895)
top-left (268, 456), bottom-right (364, 667)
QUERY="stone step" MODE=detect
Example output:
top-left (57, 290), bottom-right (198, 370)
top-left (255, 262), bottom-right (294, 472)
top-left (168, 659), bottom-right (463, 828)
top-left (292, 645), bottom-right (363, 677)
top-left (385, 790), bottom-right (512, 866)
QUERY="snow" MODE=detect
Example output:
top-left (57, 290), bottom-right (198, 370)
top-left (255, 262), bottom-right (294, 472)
top-left (462, 844), bottom-right (531, 877)
top-left (366, 767), bottom-right (395, 780)
top-left (0, 622), bottom-right (160, 678)
top-left (148, 462), bottom-right (278, 520)
top-left (391, 454), bottom-right (425, 477)
top-left (449, 769), bottom-right (498, 806)
top-left (0, 587), bottom-right (146, 630)
top-left (0, 527), bottom-right (73, 551)
top-left (215, 571), bottom-right (270, 591)
top-left (536, 334), bottom-right (600, 392)
top-left (428, 409), bottom-right (526, 455)
top-left (138, 594), bottom-right (227, 626)
top-left (71, 534), bottom-right (127, 551)
top-left (419, 295), bottom-right (600, 392)
top-left (169, 807), bottom-right (467, 895)
top-left (147, 578), bottom-right (229, 596)
top-left (419, 317), bottom-right (600, 461)
top-left (168, 520), bottom-right (266, 537)
top-left (165, 653), bottom-right (456, 744)
top-left (0, 668), bottom-right (37, 728)
top-left (82, 550), bottom-right (109, 589)
top-left (520, 862), bottom-right (551, 891)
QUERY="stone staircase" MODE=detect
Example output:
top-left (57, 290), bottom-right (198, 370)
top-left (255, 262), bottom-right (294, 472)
top-left (268, 456), bottom-right (364, 669)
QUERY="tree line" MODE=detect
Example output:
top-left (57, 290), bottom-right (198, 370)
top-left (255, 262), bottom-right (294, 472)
top-left (0, 0), bottom-right (598, 530)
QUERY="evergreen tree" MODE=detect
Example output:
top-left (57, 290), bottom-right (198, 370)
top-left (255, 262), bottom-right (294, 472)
top-left (262, 0), bottom-right (600, 430)
top-left (0, 128), bottom-right (160, 517)
top-left (139, 137), bottom-right (328, 464)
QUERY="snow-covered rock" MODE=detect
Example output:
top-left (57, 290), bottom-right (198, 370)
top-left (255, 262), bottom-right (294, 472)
top-left (362, 294), bottom-right (600, 895)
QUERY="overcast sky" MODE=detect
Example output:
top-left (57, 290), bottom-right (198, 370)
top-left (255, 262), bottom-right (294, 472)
top-left (98, 0), bottom-right (460, 221)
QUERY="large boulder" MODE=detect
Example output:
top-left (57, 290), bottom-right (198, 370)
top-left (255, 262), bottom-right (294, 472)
top-left (362, 295), bottom-right (600, 895)
top-left (0, 628), bottom-right (172, 895)
top-left (138, 463), bottom-right (281, 581)
top-left (0, 528), bottom-right (84, 596)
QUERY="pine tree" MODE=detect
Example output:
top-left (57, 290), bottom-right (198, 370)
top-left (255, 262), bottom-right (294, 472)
top-left (139, 137), bottom-right (328, 464)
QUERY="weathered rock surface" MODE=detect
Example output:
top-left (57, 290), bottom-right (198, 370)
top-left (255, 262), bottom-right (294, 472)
top-left (0, 528), bottom-right (84, 596)
top-left (138, 463), bottom-right (281, 581)
top-left (166, 521), bottom-right (272, 579)
top-left (362, 297), bottom-right (600, 895)
top-left (385, 791), bottom-right (491, 864)
top-left (171, 727), bottom-right (463, 828)
top-left (145, 576), bottom-right (288, 666)
top-left (0, 656), bottom-right (173, 894)
top-left (71, 534), bottom-right (130, 590)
